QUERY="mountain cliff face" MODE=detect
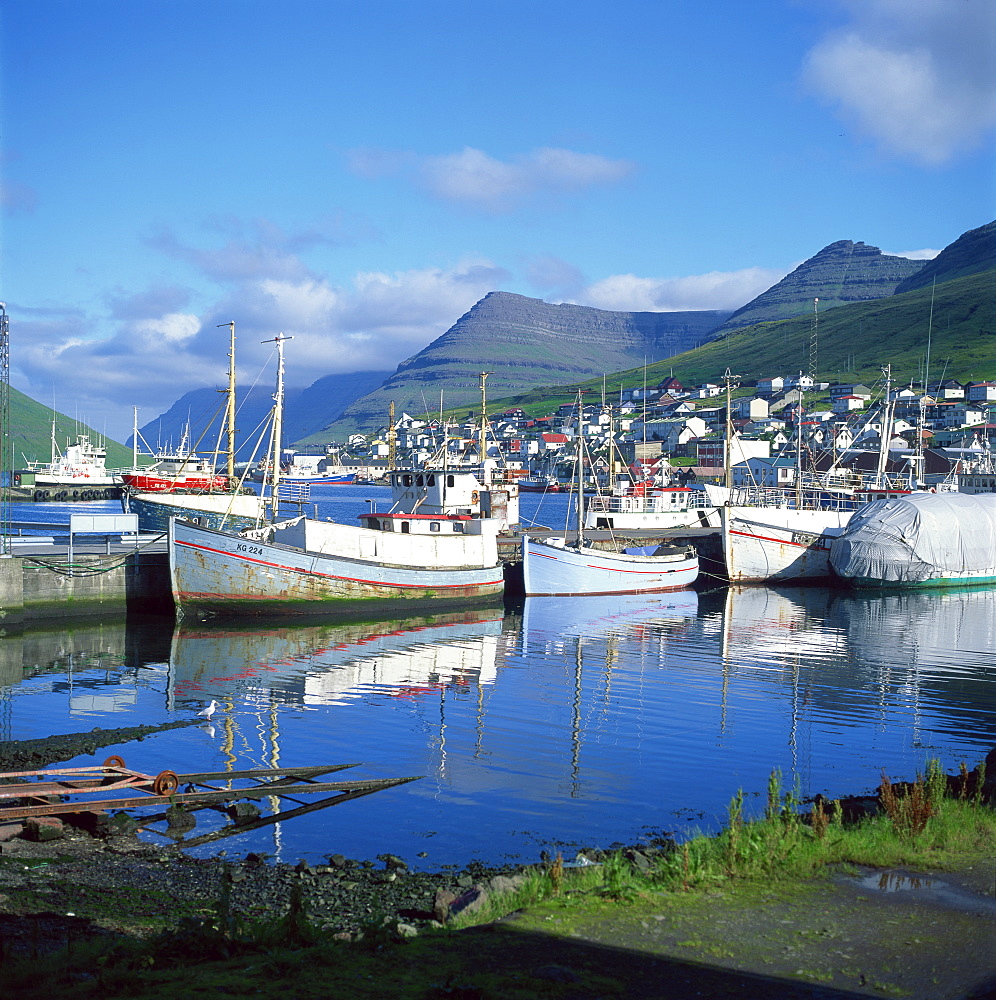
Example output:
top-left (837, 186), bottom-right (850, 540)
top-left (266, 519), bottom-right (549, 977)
top-left (324, 292), bottom-right (732, 436)
top-left (894, 220), bottom-right (996, 294)
top-left (710, 241), bottom-right (925, 337)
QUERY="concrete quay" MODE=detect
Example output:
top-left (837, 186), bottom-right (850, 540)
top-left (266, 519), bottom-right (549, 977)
top-left (0, 539), bottom-right (172, 627)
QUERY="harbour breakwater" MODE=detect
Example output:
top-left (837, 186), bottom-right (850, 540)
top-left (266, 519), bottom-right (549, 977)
top-left (0, 550), bottom-right (172, 625)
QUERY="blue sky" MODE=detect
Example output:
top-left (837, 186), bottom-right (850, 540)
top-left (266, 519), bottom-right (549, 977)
top-left (1, 0), bottom-right (993, 439)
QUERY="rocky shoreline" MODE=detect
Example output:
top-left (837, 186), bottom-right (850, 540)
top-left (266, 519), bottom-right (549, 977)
top-left (0, 722), bottom-right (620, 951)
top-left (1, 727), bottom-right (991, 963)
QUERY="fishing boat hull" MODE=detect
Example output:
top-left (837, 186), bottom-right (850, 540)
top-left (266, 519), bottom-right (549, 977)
top-left (721, 507), bottom-right (853, 583)
top-left (169, 518), bottom-right (505, 618)
top-left (121, 472), bottom-right (227, 492)
top-left (126, 492), bottom-right (268, 533)
top-left (521, 535), bottom-right (698, 597)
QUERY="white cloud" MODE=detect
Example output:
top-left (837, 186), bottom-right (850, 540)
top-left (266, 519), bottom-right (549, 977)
top-left (884, 247), bottom-right (941, 260)
top-left (9, 238), bottom-right (508, 437)
top-left (348, 145), bottom-right (635, 212)
top-left (803, 0), bottom-right (996, 164)
top-left (575, 267), bottom-right (787, 313)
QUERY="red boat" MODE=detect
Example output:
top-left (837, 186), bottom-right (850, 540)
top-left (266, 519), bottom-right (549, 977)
top-left (121, 445), bottom-right (228, 493)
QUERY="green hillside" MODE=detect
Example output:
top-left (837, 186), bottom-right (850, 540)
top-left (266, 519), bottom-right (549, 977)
top-left (7, 386), bottom-right (133, 467)
top-left (479, 269), bottom-right (996, 419)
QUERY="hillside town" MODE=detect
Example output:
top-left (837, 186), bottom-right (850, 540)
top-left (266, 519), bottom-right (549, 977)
top-left (287, 373), bottom-right (996, 491)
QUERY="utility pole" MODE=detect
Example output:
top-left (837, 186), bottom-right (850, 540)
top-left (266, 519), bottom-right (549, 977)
top-left (388, 400), bottom-right (396, 469)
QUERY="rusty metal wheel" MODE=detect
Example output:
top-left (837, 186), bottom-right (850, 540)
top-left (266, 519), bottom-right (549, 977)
top-left (153, 770), bottom-right (179, 796)
top-left (103, 755), bottom-right (126, 769)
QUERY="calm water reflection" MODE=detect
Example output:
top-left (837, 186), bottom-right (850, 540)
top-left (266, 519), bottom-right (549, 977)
top-left (1, 585), bottom-right (992, 868)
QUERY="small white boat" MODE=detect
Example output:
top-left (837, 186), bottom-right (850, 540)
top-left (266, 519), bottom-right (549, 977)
top-left (521, 392), bottom-right (698, 597)
top-left (521, 534), bottom-right (698, 597)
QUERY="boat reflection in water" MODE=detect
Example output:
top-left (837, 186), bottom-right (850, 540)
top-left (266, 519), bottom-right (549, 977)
top-left (3, 580), bottom-right (992, 867)
top-left (168, 608), bottom-right (504, 711)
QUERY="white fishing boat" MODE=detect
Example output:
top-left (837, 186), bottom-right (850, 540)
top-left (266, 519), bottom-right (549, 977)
top-left (521, 393), bottom-right (698, 597)
top-left (720, 505), bottom-right (854, 583)
top-left (829, 492), bottom-right (996, 589)
top-left (17, 427), bottom-right (122, 498)
top-left (169, 336), bottom-right (506, 618)
top-left (584, 482), bottom-right (718, 531)
top-left (170, 507), bottom-right (505, 618)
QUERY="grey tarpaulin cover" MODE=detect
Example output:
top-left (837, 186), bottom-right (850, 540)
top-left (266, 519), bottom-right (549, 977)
top-left (829, 492), bottom-right (996, 585)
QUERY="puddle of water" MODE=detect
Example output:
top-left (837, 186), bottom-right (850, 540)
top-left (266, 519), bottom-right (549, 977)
top-left (859, 871), bottom-right (935, 893)
top-left (854, 869), bottom-right (996, 915)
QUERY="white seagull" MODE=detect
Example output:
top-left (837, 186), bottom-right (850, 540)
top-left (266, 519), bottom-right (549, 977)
top-left (197, 700), bottom-right (219, 720)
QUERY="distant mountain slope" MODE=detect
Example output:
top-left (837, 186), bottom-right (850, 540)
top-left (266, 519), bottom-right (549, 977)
top-left (137, 370), bottom-right (390, 457)
top-left (894, 220), bottom-right (996, 293)
top-left (711, 241), bottom-right (924, 337)
top-left (487, 269), bottom-right (995, 418)
top-left (8, 386), bottom-right (133, 467)
top-left (323, 292), bottom-right (732, 437)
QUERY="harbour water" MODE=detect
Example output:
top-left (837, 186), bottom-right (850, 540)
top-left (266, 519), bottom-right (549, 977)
top-left (1, 486), bottom-right (993, 869)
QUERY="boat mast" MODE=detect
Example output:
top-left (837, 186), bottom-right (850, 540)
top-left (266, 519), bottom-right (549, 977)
top-left (722, 368), bottom-right (738, 493)
top-left (263, 333), bottom-right (291, 522)
top-left (217, 321), bottom-right (237, 483)
top-left (795, 372), bottom-right (804, 510)
top-left (576, 391), bottom-right (586, 548)
top-left (875, 364), bottom-right (893, 489)
top-left (132, 406), bottom-right (138, 469)
top-left (478, 371), bottom-right (491, 472)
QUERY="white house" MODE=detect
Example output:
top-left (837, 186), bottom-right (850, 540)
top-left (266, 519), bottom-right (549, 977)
top-left (967, 382), bottom-right (996, 402)
top-left (832, 395), bottom-right (867, 414)
top-left (731, 456), bottom-right (798, 487)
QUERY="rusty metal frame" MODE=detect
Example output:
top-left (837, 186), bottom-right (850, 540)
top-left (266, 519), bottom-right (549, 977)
top-left (0, 756), bottom-right (420, 823)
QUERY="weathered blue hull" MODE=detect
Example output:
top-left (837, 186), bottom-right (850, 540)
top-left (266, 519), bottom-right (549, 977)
top-left (128, 493), bottom-right (265, 534)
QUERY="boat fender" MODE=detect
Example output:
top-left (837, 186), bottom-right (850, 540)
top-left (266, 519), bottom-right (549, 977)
top-left (929, 487), bottom-right (935, 493)
top-left (33, 490), bottom-right (45, 501)
top-left (471, 490), bottom-right (479, 504)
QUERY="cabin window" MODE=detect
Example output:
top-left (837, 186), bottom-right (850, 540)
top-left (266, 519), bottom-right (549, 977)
top-left (381, 520), bottom-right (393, 531)
top-left (404, 474), bottom-right (412, 487)
top-left (452, 522), bottom-right (464, 533)
top-left (401, 521), bottom-right (410, 534)
top-left (447, 475), bottom-right (455, 487)
top-left (428, 474), bottom-right (435, 486)
top-left (416, 475), bottom-right (423, 487)
top-left (429, 521), bottom-right (440, 532)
